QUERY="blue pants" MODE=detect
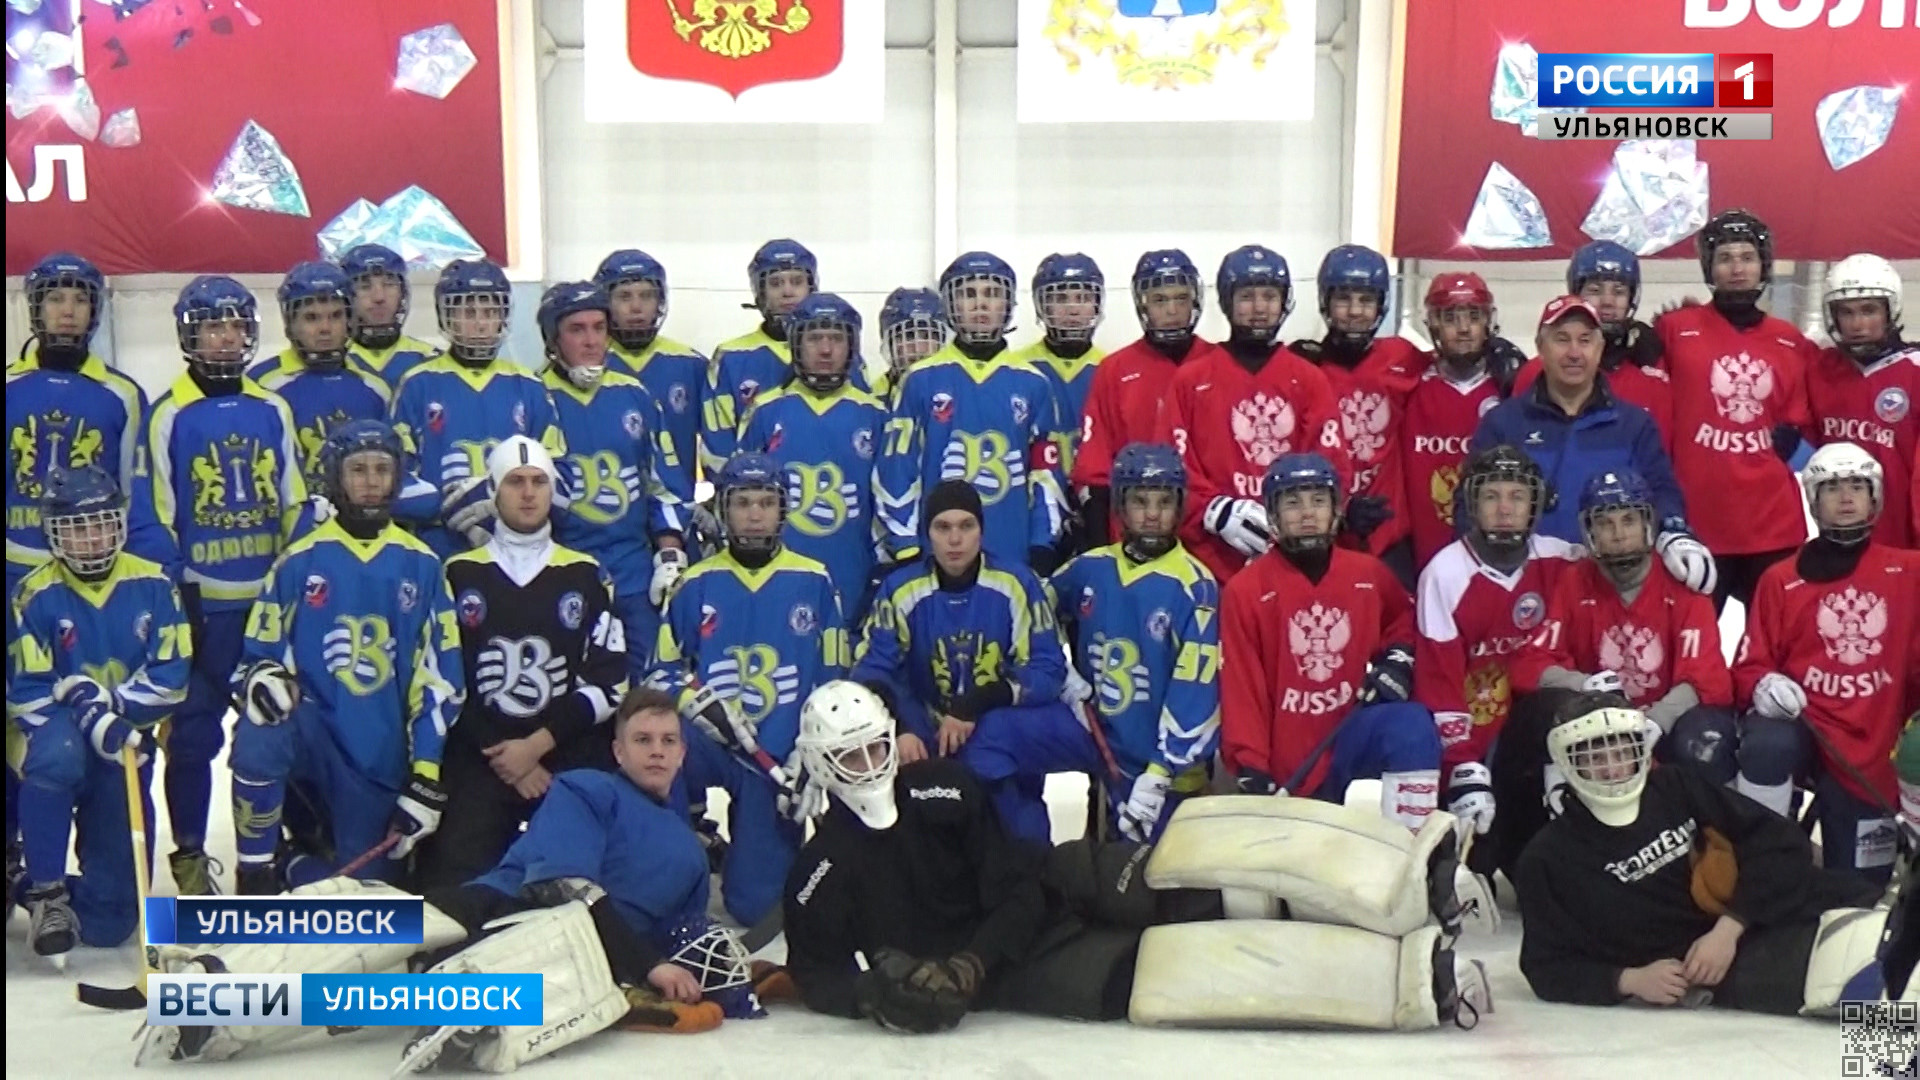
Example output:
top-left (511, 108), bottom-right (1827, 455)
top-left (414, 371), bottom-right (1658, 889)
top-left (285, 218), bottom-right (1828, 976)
top-left (229, 702), bottom-right (402, 885)
top-left (1307, 702), bottom-right (1445, 801)
top-left (169, 605), bottom-right (247, 848)
top-left (674, 722), bottom-right (801, 927)
top-left (1737, 713), bottom-right (1896, 886)
top-left (613, 587), bottom-right (660, 681)
top-left (5, 569), bottom-right (22, 852)
top-left (15, 721), bottom-right (155, 946)
top-left (956, 701), bottom-right (1101, 846)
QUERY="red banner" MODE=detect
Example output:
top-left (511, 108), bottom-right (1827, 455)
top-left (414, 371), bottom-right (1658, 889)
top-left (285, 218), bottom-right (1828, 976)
top-left (5, 0), bottom-right (511, 276)
top-left (1389, 0), bottom-right (1920, 260)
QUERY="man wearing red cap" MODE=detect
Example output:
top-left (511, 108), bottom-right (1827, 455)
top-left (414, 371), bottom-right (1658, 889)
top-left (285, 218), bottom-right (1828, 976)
top-left (1473, 297), bottom-right (1714, 594)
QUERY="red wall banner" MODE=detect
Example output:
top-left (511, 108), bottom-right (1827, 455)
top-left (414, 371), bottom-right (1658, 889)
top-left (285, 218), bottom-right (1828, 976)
top-left (1388, 0), bottom-right (1919, 260)
top-left (5, 0), bottom-right (512, 276)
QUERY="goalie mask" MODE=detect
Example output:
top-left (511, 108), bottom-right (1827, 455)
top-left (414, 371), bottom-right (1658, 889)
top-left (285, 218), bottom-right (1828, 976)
top-left (1546, 694), bottom-right (1655, 827)
top-left (797, 681), bottom-right (899, 829)
top-left (1110, 442), bottom-right (1186, 563)
top-left (41, 465), bottom-right (126, 581)
top-left (663, 917), bottom-right (763, 1020)
top-left (1801, 441), bottom-right (1883, 546)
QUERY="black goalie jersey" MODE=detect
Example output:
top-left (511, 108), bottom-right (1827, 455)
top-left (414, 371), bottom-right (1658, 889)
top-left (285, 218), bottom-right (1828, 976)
top-left (443, 544), bottom-right (628, 756)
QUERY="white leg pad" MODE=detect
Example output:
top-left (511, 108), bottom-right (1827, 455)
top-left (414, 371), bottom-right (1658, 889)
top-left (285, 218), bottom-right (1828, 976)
top-left (1129, 920), bottom-right (1447, 1031)
top-left (429, 902), bottom-right (630, 1073)
top-left (1803, 906), bottom-right (1903, 1015)
top-left (1145, 795), bottom-right (1460, 937)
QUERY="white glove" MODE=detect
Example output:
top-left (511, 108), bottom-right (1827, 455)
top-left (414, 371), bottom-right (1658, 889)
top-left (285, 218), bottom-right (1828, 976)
top-left (777, 751), bottom-right (826, 825)
top-left (683, 681), bottom-right (759, 755)
top-left (649, 547), bottom-right (689, 608)
top-left (1446, 762), bottom-right (1496, 836)
top-left (441, 476), bottom-right (495, 547)
top-left (387, 771), bottom-right (445, 859)
top-left (239, 660), bottom-right (300, 727)
top-left (1753, 672), bottom-right (1807, 720)
top-left (1117, 767), bottom-right (1170, 843)
top-left (1061, 667), bottom-right (1094, 707)
top-left (1655, 531), bottom-right (1717, 596)
top-left (1204, 496), bottom-right (1272, 558)
top-left (307, 495), bottom-right (336, 525)
top-left (1582, 671), bottom-right (1624, 695)
top-left (85, 711), bottom-right (152, 768)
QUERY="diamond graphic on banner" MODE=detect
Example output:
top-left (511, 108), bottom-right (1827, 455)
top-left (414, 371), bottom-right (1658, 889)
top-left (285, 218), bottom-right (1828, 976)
top-left (1816, 85), bottom-right (1901, 170)
top-left (1582, 139), bottom-right (1711, 256)
top-left (58, 76), bottom-right (98, 140)
top-left (27, 28), bottom-right (73, 70)
top-left (394, 23), bottom-right (476, 99)
top-left (315, 187), bottom-right (483, 270)
top-left (1489, 42), bottom-right (1584, 136)
top-left (7, 0), bottom-right (45, 17)
top-left (316, 199), bottom-right (379, 260)
top-left (1463, 162), bottom-right (1550, 250)
top-left (209, 119), bottom-right (310, 217)
top-left (99, 105), bottom-right (140, 147)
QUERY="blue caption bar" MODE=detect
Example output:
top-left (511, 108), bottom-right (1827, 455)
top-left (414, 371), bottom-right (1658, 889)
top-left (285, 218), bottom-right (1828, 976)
top-left (144, 897), bottom-right (425, 945)
top-left (1536, 53), bottom-right (1716, 109)
top-left (146, 973), bottom-right (543, 1027)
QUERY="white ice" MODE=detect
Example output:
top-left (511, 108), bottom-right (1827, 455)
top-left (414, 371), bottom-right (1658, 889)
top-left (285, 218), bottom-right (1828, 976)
top-left (1, 596), bottom-right (1851, 1078)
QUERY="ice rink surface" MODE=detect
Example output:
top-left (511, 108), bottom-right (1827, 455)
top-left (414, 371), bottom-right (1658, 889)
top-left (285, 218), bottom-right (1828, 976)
top-left (0, 599), bottom-right (1861, 1078)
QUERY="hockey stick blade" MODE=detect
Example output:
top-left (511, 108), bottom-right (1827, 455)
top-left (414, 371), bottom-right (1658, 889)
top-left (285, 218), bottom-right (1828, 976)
top-left (741, 906), bottom-right (784, 953)
top-left (77, 981), bottom-right (147, 1011)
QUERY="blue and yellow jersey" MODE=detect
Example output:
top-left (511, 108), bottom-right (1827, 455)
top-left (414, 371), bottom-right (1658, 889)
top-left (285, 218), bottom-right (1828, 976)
top-left (1007, 338), bottom-right (1106, 481)
top-left (247, 349), bottom-right (391, 479)
top-left (545, 366), bottom-right (688, 595)
top-left (8, 553), bottom-right (192, 736)
top-left (608, 334), bottom-right (707, 495)
top-left (349, 334), bottom-right (440, 394)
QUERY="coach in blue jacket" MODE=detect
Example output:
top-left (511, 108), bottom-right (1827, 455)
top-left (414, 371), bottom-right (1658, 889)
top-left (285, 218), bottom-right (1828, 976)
top-left (1472, 295), bottom-right (1717, 594)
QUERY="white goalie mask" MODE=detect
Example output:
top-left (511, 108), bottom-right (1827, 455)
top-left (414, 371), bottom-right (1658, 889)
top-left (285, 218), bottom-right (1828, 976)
top-left (796, 681), bottom-right (899, 829)
top-left (668, 922), bottom-right (753, 992)
top-left (1545, 705), bottom-right (1656, 827)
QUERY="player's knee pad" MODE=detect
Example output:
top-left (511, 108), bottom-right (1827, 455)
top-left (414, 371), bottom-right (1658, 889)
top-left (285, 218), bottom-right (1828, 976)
top-left (1362, 703), bottom-right (1444, 773)
top-left (1144, 795), bottom-right (1462, 937)
top-left (431, 901), bottom-right (631, 1072)
top-left (1735, 714), bottom-right (1807, 785)
top-left (227, 716), bottom-right (299, 781)
top-left (20, 723), bottom-right (86, 790)
top-left (1129, 921), bottom-right (1467, 1031)
top-left (1662, 706), bottom-right (1739, 785)
top-left (1802, 907), bottom-right (1913, 1014)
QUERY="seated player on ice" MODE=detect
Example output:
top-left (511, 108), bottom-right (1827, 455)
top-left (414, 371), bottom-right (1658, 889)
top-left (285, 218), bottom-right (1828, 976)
top-left (1218, 452), bottom-right (1444, 832)
top-left (1516, 692), bottom-right (1909, 1015)
top-left (7, 465), bottom-right (189, 955)
top-left (1731, 442), bottom-right (1920, 887)
top-left (226, 420), bottom-right (463, 894)
top-left (137, 688), bottom-right (761, 1069)
top-left (1050, 442), bottom-right (1221, 842)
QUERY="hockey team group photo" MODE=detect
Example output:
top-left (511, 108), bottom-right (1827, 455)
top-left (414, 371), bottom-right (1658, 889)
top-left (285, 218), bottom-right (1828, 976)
top-left (4, 1), bottom-right (1918, 1078)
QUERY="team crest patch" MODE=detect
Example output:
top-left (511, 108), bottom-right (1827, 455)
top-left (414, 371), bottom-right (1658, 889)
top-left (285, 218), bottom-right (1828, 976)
top-left (1876, 387), bottom-right (1909, 424)
top-left (932, 393), bottom-right (956, 424)
top-left (426, 402), bottom-right (446, 434)
top-left (458, 589), bottom-right (488, 629)
top-left (622, 411), bottom-right (646, 440)
top-left (398, 580), bottom-right (419, 614)
top-left (304, 574), bottom-right (330, 609)
top-left (1146, 608), bottom-right (1172, 642)
top-left (768, 424), bottom-right (786, 453)
top-left (1011, 395), bottom-right (1030, 426)
top-left (699, 604), bottom-right (720, 639)
top-left (558, 591), bottom-right (586, 631)
top-left (669, 384), bottom-right (690, 414)
top-left (55, 618), bottom-right (77, 652)
top-left (737, 380), bottom-right (762, 408)
top-left (512, 401), bottom-right (529, 433)
top-left (1079, 586), bottom-right (1096, 619)
top-left (134, 611), bottom-right (153, 642)
top-left (853, 427), bottom-right (874, 460)
top-left (789, 603), bottom-right (818, 635)
top-left (1512, 591), bottom-right (1546, 631)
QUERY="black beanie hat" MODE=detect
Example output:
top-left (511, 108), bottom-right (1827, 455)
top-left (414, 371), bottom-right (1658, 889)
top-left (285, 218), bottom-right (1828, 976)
top-left (924, 479), bottom-right (984, 526)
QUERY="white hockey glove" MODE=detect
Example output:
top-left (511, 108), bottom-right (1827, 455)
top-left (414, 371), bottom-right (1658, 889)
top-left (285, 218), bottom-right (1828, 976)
top-left (1753, 672), bottom-right (1808, 720)
top-left (1446, 762), bottom-right (1496, 836)
top-left (1581, 671), bottom-right (1625, 695)
top-left (307, 494), bottom-right (336, 526)
top-left (1117, 766), bottom-right (1170, 843)
top-left (1061, 667), bottom-right (1094, 707)
top-left (1654, 530), bottom-right (1717, 596)
top-left (86, 711), bottom-right (152, 768)
top-left (387, 768), bottom-right (446, 859)
top-left (682, 681), bottom-right (759, 756)
top-left (777, 750), bottom-right (825, 825)
top-left (1204, 496), bottom-right (1272, 558)
top-left (441, 475), bottom-right (496, 547)
top-left (649, 547), bottom-right (689, 609)
top-left (238, 660), bottom-right (300, 727)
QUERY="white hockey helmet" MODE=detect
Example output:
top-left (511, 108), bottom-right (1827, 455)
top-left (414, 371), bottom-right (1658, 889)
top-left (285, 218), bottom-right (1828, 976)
top-left (1824, 253), bottom-right (1903, 359)
top-left (1801, 441), bottom-right (1883, 545)
top-left (796, 680), bottom-right (899, 829)
top-left (1546, 701), bottom-right (1656, 827)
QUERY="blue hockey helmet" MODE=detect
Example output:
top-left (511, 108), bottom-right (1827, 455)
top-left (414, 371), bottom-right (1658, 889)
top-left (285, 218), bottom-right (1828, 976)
top-left (1578, 468), bottom-right (1655, 570)
top-left (877, 287), bottom-right (948, 379)
top-left (1131, 249), bottom-right (1203, 346)
top-left (41, 464), bottom-right (126, 579)
top-left (25, 251), bottom-right (106, 353)
top-left (748, 239), bottom-right (818, 323)
top-left (317, 419), bottom-right (404, 531)
top-left (939, 251), bottom-right (1018, 344)
top-left (537, 281), bottom-right (613, 387)
top-left (787, 292), bottom-right (864, 394)
top-left (434, 259), bottom-right (512, 361)
top-left (338, 243), bottom-right (410, 347)
top-left (714, 451), bottom-right (787, 557)
top-left (174, 275), bottom-right (260, 379)
top-left (1032, 253), bottom-right (1105, 343)
top-left (1567, 240), bottom-right (1642, 330)
top-left (594, 248), bottom-right (669, 348)
top-left (1263, 452), bottom-right (1340, 554)
top-left (1216, 245), bottom-right (1294, 333)
top-left (1111, 442), bottom-right (1188, 561)
top-left (1316, 245), bottom-right (1390, 348)
top-left (277, 261), bottom-right (354, 369)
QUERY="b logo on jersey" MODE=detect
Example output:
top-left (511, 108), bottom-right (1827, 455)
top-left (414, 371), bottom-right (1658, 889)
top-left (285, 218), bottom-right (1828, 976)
top-left (457, 589), bottom-right (487, 629)
top-left (699, 604), bottom-right (720, 639)
top-left (1512, 591), bottom-right (1545, 631)
top-left (426, 402), bottom-right (446, 435)
top-left (558, 591), bottom-right (586, 631)
top-left (932, 393), bottom-right (956, 424)
top-left (1709, 352), bottom-right (1773, 424)
top-left (304, 574), bottom-right (330, 609)
top-left (475, 635), bottom-right (568, 719)
top-left (1147, 608), bottom-right (1172, 642)
top-left (669, 384), bottom-right (690, 414)
top-left (398, 580), bottom-right (419, 614)
top-left (1288, 603), bottom-right (1350, 683)
top-left (1339, 391), bottom-right (1391, 463)
top-left (1876, 387), bottom-right (1909, 424)
top-left (622, 411), bottom-right (646, 440)
top-left (853, 427), bottom-right (874, 460)
top-left (134, 612), bottom-right (153, 642)
top-left (1230, 392), bottom-right (1297, 468)
top-left (1597, 623), bottom-right (1665, 701)
top-left (55, 618), bottom-right (77, 652)
top-left (1011, 395), bottom-right (1031, 427)
top-left (1817, 587), bottom-right (1887, 666)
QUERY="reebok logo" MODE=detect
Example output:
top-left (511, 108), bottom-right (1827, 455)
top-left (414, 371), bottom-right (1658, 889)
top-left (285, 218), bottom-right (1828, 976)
top-left (909, 786), bottom-right (962, 801)
top-left (795, 858), bottom-right (832, 906)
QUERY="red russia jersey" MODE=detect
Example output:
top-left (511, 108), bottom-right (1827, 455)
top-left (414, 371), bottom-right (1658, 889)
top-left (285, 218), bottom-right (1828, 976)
top-left (1656, 305), bottom-right (1818, 555)
top-left (1415, 535), bottom-right (1583, 769)
top-left (1806, 346), bottom-right (1919, 549)
top-left (1156, 347), bottom-right (1350, 583)
top-left (1220, 547), bottom-right (1413, 795)
top-left (1400, 365), bottom-right (1502, 568)
top-left (1512, 359), bottom-right (1676, 453)
top-left (1070, 337), bottom-right (1227, 490)
top-left (1510, 557), bottom-right (1733, 708)
top-left (1732, 545), bottom-right (1920, 806)
top-left (1317, 337), bottom-right (1425, 556)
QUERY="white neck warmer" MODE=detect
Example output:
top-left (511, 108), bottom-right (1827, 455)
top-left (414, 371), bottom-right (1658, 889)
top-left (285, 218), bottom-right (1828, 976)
top-left (488, 519), bottom-right (553, 587)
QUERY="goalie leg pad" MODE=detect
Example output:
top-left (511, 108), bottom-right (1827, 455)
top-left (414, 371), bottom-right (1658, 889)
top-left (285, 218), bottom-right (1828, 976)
top-left (1803, 906), bottom-right (1901, 1015)
top-left (1129, 921), bottom-right (1448, 1031)
top-left (1145, 795), bottom-right (1461, 937)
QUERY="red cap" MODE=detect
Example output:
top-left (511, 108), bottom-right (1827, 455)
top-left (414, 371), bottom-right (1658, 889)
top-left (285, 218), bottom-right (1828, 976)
top-left (1539, 295), bottom-right (1602, 328)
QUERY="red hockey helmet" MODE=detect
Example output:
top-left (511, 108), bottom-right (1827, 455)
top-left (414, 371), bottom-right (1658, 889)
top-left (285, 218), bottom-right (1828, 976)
top-left (1424, 272), bottom-right (1494, 313)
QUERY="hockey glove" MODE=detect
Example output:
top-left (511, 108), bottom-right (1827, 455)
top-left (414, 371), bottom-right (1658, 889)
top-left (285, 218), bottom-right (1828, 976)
top-left (1582, 670), bottom-right (1625, 696)
top-left (1344, 495), bottom-right (1394, 546)
top-left (1359, 645), bottom-right (1416, 705)
top-left (856, 949), bottom-right (952, 1034)
top-left (680, 680), bottom-right (758, 756)
top-left (54, 675), bottom-right (119, 727)
top-left (899, 952), bottom-right (983, 1030)
top-left (440, 475), bottom-right (495, 547)
top-left (306, 494), bottom-right (336, 526)
top-left (1446, 762), bottom-right (1496, 836)
top-left (1061, 667), bottom-right (1094, 707)
top-left (1655, 530), bottom-right (1718, 596)
top-left (1753, 673), bottom-right (1807, 721)
top-left (86, 711), bottom-right (151, 768)
top-left (649, 547), bottom-right (689, 609)
top-left (1205, 496), bottom-right (1272, 558)
top-left (238, 661), bottom-right (300, 727)
top-left (1235, 768), bottom-right (1280, 797)
top-left (944, 680), bottom-right (1013, 724)
top-left (520, 876), bottom-right (607, 908)
top-left (1118, 766), bottom-right (1170, 843)
top-left (388, 767), bottom-right (446, 859)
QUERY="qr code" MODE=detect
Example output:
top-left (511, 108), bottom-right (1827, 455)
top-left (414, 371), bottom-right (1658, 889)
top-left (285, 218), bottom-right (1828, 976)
top-left (1843, 1001), bottom-right (1919, 1078)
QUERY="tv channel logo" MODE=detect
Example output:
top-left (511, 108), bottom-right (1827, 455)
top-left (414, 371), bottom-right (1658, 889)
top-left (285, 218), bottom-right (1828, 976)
top-left (1536, 53), bottom-right (1772, 109)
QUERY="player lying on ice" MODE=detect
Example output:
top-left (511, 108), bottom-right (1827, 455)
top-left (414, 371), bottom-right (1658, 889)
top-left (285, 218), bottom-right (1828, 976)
top-left (136, 687), bottom-right (762, 1070)
top-left (774, 681), bottom-right (1493, 1034)
top-left (1516, 690), bottom-right (1916, 1015)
